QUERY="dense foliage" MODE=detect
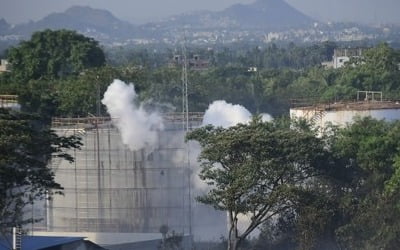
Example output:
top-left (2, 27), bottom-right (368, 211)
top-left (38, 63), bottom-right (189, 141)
top-left (7, 29), bottom-right (105, 82)
top-left (188, 117), bottom-right (400, 250)
top-left (187, 117), bottom-right (330, 250)
top-left (0, 109), bottom-right (80, 232)
top-left (2, 29), bottom-right (400, 248)
top-left (106, 42), bottom-right (400, 117)
top-left (2, 34), bottom-right (400, 118)
top-left (332, 118), bottom-right (400, 249)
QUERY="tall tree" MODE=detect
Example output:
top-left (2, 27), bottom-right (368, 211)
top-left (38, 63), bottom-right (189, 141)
top-left (332, 117), bottom-right (400, 249)
top-left (0, 108), bottom-right (81, 232)
top-left (7, 29), bottom-right (105, 82)
top-left (187, 117), bottom-right (328, 250)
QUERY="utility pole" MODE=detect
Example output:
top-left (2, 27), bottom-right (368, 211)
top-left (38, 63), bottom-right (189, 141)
top-left (96, 75), bottom-right (100, 117)
top-left (94, 75), bottom-right (103, 230)
top-left (181, 36), bottom-right (193, 249)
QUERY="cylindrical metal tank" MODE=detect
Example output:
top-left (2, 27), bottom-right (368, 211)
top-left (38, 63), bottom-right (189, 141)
top-left (290, 101), bottom-right (400, 128)
top-left (45, 115), bottom-right (198, 234)
top-left (32, 113), bottom-right (227, 242)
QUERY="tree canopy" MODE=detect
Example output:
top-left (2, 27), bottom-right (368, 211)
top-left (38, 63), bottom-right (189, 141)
top-left (187, 117), bottom-right (330, 250)
top-left (7, 29), bottom-right (105, 82)
top-left (188, 115), bottom-right (400, 250)
top-left (0, 108), bottom-right (81, 231)
top-left (331, 117), bottom-right (400, 249)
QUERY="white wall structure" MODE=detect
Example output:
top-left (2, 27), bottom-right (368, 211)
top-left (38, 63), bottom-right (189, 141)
top-left (32, 113), bottom-right (226, 244)
top-left (290, 101), bottom-right (400, 128)
top-left (333, 56), bottom-right (350, 69)
top-left (0, 59), bottom-right (10, 73)
top-left (332, 48), bottom-right (364, 69)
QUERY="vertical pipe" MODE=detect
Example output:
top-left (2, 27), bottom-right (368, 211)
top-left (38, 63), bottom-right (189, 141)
top-left (74, 126), bottom-right (78, 232)
top-left (96, 119), bottom-right (102, 231)
top-left (12, 227), bottom-right (16, 250)
top-left (108, 124), bottom-right (112, 228)
top-left (45, 190), bottom-right (49, 231)
top-left (31, 200), bottom-right (34, 233)
top-left (96, 75), bottom-right (100, 117)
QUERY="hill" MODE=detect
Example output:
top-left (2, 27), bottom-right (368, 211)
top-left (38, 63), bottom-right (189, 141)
top-left (157, 0), bottom-right (315, 31)
top-left (11, 6), bottom-right (136, 41)
top-left (222, 0), bottom-right (314, 29)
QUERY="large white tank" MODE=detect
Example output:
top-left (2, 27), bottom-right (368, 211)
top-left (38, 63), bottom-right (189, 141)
top-left (290, 101), bottom-right (400, 128)
top-left (32, 113), bottom-right (226, 243)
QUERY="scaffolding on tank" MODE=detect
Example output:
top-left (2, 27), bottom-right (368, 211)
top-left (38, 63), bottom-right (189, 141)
top-left (33, 113), bottom-right (203, 236)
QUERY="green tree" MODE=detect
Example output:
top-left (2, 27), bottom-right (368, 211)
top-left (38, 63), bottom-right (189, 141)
top-left (332, 117), bottom-right (400, 249)
top-left (7, 29), bottom-right (105, 82)
top-left (187, 117), bottom-right (328, 250)
top-left (56, 65), bottom-right (145, 117)
top-left (0, 108), bottom-right (81, 232)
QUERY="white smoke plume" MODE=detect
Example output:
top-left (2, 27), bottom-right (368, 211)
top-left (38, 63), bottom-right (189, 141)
top-left (202, 100), bottom-right (273, 128)
top-left (202, 100), bottom-right (252, 128)
top-left (261, 113), bottom-right (273, 122)
top-left (101, 79), bottom-right (163, 151)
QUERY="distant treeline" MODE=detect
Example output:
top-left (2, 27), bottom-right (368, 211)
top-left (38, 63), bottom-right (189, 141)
top-left (2, 30), bottom-right (400, 250)
top-left (1, 30), bottom-right (400, 119)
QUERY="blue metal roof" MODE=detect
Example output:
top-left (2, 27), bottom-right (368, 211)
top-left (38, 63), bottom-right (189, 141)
top-left (0, 236), bottom-right (84, 250)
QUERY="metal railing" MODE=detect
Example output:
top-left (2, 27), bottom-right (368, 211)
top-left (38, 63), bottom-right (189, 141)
top-left (52, 112), bottom-right (205, 127)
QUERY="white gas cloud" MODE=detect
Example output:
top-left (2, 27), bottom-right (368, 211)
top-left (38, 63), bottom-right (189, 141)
top-left (202, 100), bottom-right (273, 128)
top-left (202, 100), bottom-right (252, 128)
top-left (101, 79), bottom-right (163, 151)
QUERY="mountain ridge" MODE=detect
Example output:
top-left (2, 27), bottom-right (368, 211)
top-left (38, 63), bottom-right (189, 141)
top-left (222, 0), bottom-right (314, 28)
top-left (9, 6), bottom-right (136, 40)
top-left (0, 0), bottom-right (315, 40)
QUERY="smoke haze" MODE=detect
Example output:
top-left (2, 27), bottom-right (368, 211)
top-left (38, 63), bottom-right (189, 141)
top-left (202, 100), bottom-right (273, 128)
top-left (1, 0), bottom-right (399, 25)
top-left (101, 79), bottom-right (163, 151)
top-left (202, 100), bottom-right (252, 128)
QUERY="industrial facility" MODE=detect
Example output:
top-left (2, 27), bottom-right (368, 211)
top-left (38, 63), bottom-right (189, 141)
top-left (290, 91), bottom-right (400, 128)
top-left (29, 113), bottom-right (226, 248)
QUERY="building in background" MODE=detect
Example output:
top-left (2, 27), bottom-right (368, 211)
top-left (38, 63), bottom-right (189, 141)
top-left (322, 48), bottom-right (364, 69)
top-left (332, 48), bottom-right (364, 69)
top-left (0, 59), bottom-right (10, 73)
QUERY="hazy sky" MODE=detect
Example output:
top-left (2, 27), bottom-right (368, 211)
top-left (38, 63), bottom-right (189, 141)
top-left (1, 0), bottom-right (399, 25)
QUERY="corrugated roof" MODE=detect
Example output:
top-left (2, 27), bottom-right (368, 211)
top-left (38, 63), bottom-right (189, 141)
top-left (0, 236), bottom-right (84, 250)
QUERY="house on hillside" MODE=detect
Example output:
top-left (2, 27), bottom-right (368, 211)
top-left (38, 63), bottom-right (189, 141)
top-left (0, 59), bottom-right (10, 73)
top-left (333, 48), bottom-right (364, 68)
top-left (322, 48), bottom-right (364, 69)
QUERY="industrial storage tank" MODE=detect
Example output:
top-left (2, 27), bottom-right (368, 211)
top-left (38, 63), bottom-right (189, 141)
top-left (32, 113), bottom-right (226, 243)
top-left (290, 92), bottom-right (400, 128)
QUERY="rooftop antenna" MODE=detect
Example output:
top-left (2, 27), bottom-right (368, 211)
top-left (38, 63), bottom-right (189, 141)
top-left (181, 33), bottom-right (193, 248)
